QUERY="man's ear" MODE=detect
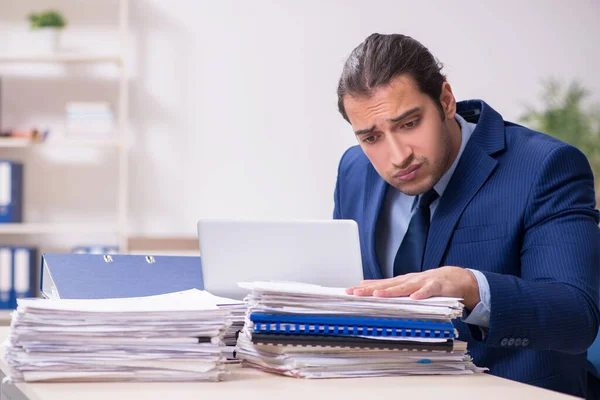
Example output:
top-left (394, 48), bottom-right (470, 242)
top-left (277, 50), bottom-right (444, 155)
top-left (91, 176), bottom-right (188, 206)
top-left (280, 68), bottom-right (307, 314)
top-left (439, 82), bottom-right (456, 120)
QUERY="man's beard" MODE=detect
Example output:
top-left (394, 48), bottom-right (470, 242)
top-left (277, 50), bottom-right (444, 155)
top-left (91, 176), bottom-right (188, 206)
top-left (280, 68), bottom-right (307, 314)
top-left (391, 127), bottom-right (454, 196)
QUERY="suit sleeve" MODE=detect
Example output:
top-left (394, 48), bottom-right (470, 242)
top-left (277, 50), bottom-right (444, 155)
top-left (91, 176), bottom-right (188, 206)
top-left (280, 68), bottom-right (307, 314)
top-left (333, 149), bottom-right (351, 220)
top-left (333, 173), bottom-right (342, 220)
top-left (477, 144), bottom-right (600, 354)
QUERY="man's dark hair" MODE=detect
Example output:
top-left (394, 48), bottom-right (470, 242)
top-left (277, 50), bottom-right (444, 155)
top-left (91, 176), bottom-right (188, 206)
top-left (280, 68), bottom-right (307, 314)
top-left (337, 33), bottom-right (446, 122)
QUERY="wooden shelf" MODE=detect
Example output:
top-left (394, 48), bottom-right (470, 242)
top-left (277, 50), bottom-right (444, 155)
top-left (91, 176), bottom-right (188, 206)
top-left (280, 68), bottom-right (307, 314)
top-left (0, 310), bottom-right (12, 326)
top-left (0, 0), bottom-right (130, 251)
top-left (0, 54), bottom-right (123, 65)
top-left (0, 223), bottom-right (120, 235)
top-left (0, 138), bottom-right (121, 149)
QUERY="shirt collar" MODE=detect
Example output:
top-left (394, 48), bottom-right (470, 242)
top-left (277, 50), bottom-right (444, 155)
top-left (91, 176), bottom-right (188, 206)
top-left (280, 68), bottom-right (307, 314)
top-left (432, 113), bottom-right (476, 197)
top-left (410, 113), bottom-right (476, 210)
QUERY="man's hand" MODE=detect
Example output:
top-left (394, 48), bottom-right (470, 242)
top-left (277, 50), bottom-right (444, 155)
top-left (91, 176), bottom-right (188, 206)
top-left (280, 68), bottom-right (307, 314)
top-left (345, 266), bottom-right (481, 310)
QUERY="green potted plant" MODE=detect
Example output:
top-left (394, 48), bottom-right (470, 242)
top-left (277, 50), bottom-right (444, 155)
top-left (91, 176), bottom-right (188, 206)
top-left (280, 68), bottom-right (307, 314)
top-left (27, 10), bottom-right (67, 53)
top-left (520, 78), bottom-right (600, 202)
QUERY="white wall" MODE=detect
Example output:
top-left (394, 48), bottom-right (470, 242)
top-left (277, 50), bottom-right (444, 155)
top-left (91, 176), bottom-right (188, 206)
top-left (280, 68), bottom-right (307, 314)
top-left (129, 0), bottom-right (600, 235)
top-left (1, 0), bottom-right (599, 242)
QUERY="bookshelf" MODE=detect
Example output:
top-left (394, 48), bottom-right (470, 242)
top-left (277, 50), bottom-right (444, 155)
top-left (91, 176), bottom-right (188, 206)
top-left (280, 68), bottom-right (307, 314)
top-left (0, 54), bottom-right (123, 65)
top-left (0, 0), bottom-right (130, 252)
top-left (0, 137), bottom-right (121, 149)
top-left (0, 223), bottom-right (119, 235)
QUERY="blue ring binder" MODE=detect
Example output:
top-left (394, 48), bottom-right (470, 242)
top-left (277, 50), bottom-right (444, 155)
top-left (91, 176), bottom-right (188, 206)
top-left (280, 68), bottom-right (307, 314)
top-left (250, 313), bottom-right (455, 339)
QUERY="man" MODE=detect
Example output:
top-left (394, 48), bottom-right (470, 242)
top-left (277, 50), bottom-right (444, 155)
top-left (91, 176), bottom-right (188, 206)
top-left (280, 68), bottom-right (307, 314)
top-left (333, 33), bottom-right (600, 398)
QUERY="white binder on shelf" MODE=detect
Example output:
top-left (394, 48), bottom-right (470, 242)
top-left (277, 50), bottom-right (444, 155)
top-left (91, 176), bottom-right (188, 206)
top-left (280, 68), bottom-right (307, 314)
top-left (0, 161), bottom-right (23, 223)
top-left (13, 247), bottom-right (34, 300)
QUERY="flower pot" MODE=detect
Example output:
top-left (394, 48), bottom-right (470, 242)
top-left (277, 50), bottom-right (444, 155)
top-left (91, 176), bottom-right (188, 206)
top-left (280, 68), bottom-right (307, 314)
top-left (28, 27), bottom-right (61, 54)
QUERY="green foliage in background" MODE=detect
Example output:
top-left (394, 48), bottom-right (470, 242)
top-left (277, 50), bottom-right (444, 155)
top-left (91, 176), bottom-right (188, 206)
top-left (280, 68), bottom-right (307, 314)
top-left (520, 79), bottom-right (600, 194)
top-left (28, 10), bottom-right (67, 29)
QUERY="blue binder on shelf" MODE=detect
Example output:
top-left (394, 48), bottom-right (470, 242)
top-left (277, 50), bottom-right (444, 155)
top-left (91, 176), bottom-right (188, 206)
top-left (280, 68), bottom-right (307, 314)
top-left (0, 161), bottom-right (23, 223)
top-left (0, 246), bottom-right (36, 309)
top-left (249, 313), bottom-right (456, 339)
top-left (40, 253), bottom-right (204, 300)
top-left (0, 246), bottom-right (13, 309)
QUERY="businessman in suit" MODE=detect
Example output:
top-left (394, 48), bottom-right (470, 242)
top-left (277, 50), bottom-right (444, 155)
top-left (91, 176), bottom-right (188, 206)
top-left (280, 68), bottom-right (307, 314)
top-left (333, 33), bottom-right (600, 398)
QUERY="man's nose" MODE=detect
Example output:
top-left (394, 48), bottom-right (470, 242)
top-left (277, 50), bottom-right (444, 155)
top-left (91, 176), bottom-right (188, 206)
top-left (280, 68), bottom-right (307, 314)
top-left (388, 136), bottom-right (412, 168)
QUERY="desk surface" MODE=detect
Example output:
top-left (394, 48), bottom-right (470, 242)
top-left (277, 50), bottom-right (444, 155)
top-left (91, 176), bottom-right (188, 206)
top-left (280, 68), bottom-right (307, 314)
top-left (0, 328), bottom-right (577, 400)
top-left (0, 310), bottom-right (11, 326)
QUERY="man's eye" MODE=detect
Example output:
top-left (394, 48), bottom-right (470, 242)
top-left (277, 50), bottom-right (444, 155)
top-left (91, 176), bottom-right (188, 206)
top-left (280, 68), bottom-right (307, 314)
top-left (404, 118), bottom-right (420, 129)
top-left (363, 135), bottom-right (378, 144)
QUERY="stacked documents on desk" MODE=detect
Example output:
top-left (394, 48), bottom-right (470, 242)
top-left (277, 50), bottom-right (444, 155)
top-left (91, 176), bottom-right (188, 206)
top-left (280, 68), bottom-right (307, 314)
top-left (208, 293), bottom-right (246, 360)
top-left (3, 289), bottom-right (233, 382)
top-left (235, 281), bottom-right (484, 378)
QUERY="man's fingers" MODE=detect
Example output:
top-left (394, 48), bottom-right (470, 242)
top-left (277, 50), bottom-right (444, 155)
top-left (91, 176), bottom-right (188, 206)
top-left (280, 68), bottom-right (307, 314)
top-left (356, 274), bottom-right (417, 287)
top-left (409, 281), bottom-right (440, 300)
top-left (346, 284), bottom-right (382, 295)
top-left (352, 280), bottom-right (400, 296)
top-left (346, 274), bottom-right (425, 297)
top-left (356, 278), bottom-right (392, 287)
top-left (346, 279), bottom-right (385, 294)
top-left (372, 280), bottom-right (422, 298)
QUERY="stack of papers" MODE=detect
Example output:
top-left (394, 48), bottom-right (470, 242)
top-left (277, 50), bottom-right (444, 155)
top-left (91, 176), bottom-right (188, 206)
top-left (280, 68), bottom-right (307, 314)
top-left (207, 294), bottom-right (247, 360)
top-left (235, 281), bottom-right (485, 379)
top-left (3, 289), bottom-right (233, 382)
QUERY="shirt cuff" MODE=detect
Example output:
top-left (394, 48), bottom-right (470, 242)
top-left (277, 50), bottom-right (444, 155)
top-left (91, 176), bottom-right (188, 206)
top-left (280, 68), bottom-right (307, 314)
top-left (461, 269), bottom-right (491, 329)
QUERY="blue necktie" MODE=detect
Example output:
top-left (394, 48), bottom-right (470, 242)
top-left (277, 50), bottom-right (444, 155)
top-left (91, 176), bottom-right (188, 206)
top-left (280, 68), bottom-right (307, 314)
top-left (393, 188), bottom-right (439, 276)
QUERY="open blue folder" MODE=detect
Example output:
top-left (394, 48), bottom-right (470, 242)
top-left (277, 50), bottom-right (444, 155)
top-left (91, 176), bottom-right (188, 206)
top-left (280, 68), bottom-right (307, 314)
top-left (40, 253), bottom-right (204, 299)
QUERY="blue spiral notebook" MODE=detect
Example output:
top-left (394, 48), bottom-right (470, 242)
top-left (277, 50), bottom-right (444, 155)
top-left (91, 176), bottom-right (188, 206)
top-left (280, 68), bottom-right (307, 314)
top-left (249, 313), bottom-right (455, 339)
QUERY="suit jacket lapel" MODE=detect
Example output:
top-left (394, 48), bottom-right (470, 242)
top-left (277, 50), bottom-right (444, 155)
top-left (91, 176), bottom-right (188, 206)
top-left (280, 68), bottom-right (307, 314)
top-left (363, 165), bottom-right (388, 279)
top-left (422, 145), bottom-right (498, 271)
top-left (422, 100), bottom-right (506, 271)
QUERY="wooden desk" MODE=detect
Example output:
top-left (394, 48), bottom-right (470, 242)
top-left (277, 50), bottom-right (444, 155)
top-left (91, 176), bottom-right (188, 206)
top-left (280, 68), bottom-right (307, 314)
top-left (0, 328), bottom-right (577, 400)
top-left (0, 311), bottom-right (11, 327)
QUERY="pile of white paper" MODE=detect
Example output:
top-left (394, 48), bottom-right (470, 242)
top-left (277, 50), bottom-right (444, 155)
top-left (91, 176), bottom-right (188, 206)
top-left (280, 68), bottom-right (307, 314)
top-left (236, 281), bottom-right (485, 379)
top-left (207, 293), bottom-right (246, 360)
top-left (3, 289), bottom-right (233, 382)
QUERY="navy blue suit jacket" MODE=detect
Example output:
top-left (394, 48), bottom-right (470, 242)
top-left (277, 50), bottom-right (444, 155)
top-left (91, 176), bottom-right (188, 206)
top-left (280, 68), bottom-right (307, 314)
top-left (333, 100), bottom-right (600, 398)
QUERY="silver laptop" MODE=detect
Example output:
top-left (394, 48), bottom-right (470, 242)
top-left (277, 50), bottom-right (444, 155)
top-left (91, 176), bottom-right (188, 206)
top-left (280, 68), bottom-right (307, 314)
top-left (197, 219), bottom-right (364, 299)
